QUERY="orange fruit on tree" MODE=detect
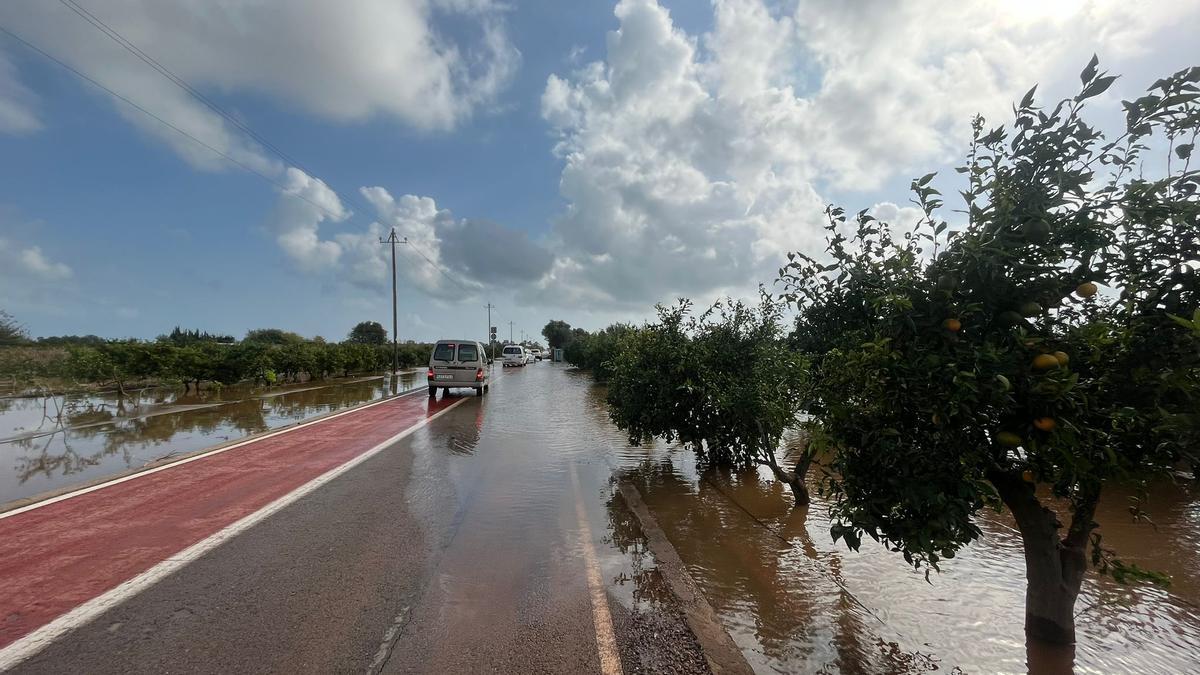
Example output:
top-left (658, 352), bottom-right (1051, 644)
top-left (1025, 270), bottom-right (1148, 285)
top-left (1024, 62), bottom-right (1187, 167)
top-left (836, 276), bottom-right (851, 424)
top-left (1053, 351), bottom-right (1069, 366)
top-left (1022, 469), bottom-right (1036, 483)
top-left (1032, 354), bottom-right (1060, 371)
top-left (1076, 281), bottom-right (1098, 298)
top-left (943, 318), bottom-right (962, 332)
top-left (1033, 417), bottom-right (1057, 432)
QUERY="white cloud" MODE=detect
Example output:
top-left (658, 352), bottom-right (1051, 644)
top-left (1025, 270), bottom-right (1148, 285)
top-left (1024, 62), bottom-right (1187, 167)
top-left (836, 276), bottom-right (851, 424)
top-left (268, 168), bottom-right (348, 272)
top-left (0, 236), bottom-right (74, 315)
top-left (0, 239), bottom-right (73, 281)
top-left (0, 0), bottom-right (520, 170)
top-left (539, 0), bottom-right (825, 308)
top-left (538, 0), bottom-right (1200, 309)
top-left (0, 51), bottom-right (40, 134)
top-left (18, 246), bottom-right (73, 280)
top-left (268, 180), bottom-right (552, 298)
top-left (348, 189), bottom-right (459, 296)
top-left (789, 0), bottom-right (1200, 189)
top-left (345, 187), bottom-right (554, 295)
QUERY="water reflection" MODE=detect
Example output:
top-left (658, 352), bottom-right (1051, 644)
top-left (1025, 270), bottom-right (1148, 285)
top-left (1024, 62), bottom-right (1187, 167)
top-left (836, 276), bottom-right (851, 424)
top-left (574, 373), bottom-right (1200, 674)
top-left (0, 372), bottom-right (423, 505)
top-left (605, 476), bottom-right (676, 607)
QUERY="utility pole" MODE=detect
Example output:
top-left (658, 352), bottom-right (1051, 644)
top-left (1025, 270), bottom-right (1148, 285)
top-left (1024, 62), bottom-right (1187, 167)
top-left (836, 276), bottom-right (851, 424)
top-left (508, 321), bottom-right (514, 344)
top-left (379, 228), bottom-right (400, 377)
top-left (486, 303), bottom-right (495, 364)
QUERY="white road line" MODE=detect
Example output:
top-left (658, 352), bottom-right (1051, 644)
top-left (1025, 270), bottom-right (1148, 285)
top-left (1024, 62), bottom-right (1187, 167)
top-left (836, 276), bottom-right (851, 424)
top-left (0, 387), bottom-right (425, 521)
top-left (570, 462), bottom-right (624, 675)
top-left (0, 396), bottom-right (469, 671)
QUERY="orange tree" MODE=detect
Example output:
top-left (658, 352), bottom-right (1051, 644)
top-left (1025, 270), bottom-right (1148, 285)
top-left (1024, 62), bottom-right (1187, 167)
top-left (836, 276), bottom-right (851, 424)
top-left (778, 60), bottom-right (1199, 645)
top-left (606, 293), bottom-right (812, 504)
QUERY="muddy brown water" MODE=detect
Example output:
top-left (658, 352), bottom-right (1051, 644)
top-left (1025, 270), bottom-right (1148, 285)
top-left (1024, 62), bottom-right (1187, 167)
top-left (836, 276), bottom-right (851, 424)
top-left (0, 372), bottom-right (423, 505)
top-left (561, 372), bottom-right (1200, 674)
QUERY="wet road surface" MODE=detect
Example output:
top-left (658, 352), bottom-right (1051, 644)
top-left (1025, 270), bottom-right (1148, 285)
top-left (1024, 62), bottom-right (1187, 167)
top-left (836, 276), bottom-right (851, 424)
top-left (1, 364), bottom-right (708, 674)
top-left (3, 362), bottom-right (1197, 674)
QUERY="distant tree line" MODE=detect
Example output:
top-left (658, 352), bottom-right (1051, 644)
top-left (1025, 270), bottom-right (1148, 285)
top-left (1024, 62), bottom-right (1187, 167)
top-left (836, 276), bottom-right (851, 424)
top-left (0, 315), bottom-right (431, 393)
top-left (159, 327), bottom-right (236, 345)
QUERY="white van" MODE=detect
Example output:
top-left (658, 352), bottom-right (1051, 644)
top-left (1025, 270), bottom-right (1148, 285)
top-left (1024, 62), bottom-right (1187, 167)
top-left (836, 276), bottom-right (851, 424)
top-left (428, 339), bottom-right (490, 397)
top-left (501, 344), bottom-right (527, 367)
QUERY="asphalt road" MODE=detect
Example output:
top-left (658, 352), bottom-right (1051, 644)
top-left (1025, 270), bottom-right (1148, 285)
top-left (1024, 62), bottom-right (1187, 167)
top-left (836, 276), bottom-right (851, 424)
top-left (2, 364), bottom-right (709, 674)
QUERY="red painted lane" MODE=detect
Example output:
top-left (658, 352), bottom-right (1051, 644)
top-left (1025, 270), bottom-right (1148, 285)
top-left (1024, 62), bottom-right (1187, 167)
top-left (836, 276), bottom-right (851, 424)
top-left (0, 392), bottom-right (459, 650)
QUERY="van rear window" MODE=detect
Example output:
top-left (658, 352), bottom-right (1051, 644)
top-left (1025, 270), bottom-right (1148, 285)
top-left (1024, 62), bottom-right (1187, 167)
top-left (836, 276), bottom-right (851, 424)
top-left (433, 343), bottom-right (455, 361)
top-left (503, 346), bottom-right (521, 354)
top-left (457, 344), bottom-right (478, 361)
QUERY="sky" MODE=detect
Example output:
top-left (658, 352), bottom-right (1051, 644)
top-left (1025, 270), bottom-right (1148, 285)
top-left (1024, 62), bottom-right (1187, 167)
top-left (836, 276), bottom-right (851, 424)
top-left (1, 0), bottom-right (1198, 343)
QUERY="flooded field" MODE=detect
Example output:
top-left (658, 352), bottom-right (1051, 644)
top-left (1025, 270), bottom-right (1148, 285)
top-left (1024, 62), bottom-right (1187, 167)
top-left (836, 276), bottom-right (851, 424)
top-left (0, 372), bottom-right (423, 505)
top-left (539, 370), bottom-right (1200, 674)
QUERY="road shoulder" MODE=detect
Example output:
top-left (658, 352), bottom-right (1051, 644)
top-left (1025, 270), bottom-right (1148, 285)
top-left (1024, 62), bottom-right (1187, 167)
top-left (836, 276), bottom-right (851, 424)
top-left (616, 480), bottom-right (753, 675)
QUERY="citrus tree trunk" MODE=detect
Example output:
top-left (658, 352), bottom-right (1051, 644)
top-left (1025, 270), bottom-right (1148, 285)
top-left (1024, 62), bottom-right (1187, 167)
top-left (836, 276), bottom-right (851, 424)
top-left (763, 447), bottom-right (814, 506)
top-left (988, 470), bottom-right (1099, 645)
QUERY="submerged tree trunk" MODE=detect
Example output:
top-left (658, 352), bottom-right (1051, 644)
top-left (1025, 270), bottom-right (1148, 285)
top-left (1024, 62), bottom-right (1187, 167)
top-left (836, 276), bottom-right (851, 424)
top-left (762, 446), bottom-right (814, 506)
top-left (755, 422), bottom-right (815, 507)
top-left (988, 470), bottom-right (1099, 645)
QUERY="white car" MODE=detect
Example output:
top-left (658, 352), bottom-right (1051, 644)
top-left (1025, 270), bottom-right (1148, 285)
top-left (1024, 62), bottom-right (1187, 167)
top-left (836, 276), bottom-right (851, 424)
top-left (502, 344), bottom-right (527, 367)
top-left (528, 348), bottom-right (544, 361)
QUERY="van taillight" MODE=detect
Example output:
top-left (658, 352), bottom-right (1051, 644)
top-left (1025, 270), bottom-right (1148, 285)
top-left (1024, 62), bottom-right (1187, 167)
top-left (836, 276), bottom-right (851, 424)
top-left (475, 368), bottom-right (484, 381)
top-left (427, 368), bottom-right (434, 379)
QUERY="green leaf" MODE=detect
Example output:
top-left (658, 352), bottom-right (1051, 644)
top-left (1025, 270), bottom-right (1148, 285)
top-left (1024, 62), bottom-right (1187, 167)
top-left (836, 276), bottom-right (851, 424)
top-left (1020, 84), bottom-right (1037, 109)
top-left (1167, 312), bottom-right (1200, 333)
top-left (1175, 144), bottom-right (1193, 160)
top-left (1079, 75), bottom-right (1118, 101)
top-left (1162, 93), bottom-right (1200, 107)
top-left (1081, 54), bottom-right (1099, 84)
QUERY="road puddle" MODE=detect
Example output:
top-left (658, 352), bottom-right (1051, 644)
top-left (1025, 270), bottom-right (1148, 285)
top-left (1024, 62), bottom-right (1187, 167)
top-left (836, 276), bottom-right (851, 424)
top-left (0, 372), bottom-right (423, 505)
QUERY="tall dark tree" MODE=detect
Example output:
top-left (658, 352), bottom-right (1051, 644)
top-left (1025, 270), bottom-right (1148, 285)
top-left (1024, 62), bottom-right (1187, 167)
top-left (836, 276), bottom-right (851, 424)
top-left (541, 320), bottom-right (573, 349)
top-left (346, 321), bottom-right (388, 345)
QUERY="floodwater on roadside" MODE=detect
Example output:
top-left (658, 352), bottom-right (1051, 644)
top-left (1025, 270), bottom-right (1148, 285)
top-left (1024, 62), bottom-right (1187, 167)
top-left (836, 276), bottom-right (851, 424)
top-left (539, 370), bottom-right (1200, 674)
top-left (0, 372), bottom-right (423, 505)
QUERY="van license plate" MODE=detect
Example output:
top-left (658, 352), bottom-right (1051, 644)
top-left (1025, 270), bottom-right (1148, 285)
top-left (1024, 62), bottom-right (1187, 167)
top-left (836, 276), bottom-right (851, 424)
top-left (436, 374), bottom-right (453, 380)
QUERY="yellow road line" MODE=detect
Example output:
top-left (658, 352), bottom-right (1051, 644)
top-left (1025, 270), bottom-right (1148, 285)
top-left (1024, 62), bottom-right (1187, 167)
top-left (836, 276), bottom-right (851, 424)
top-left (570, 462), bottom-right (623, 675)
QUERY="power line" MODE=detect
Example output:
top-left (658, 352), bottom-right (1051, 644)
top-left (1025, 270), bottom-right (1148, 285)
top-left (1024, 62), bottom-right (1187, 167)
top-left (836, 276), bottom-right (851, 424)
top-left (0, 24), bottom-right (345, 221)
top-left (4, 13), bottom-right (478, 297)
top-left (54, 0), bottom-right (380, 218)
top-left (402, 238), bottom-right (475, 293)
